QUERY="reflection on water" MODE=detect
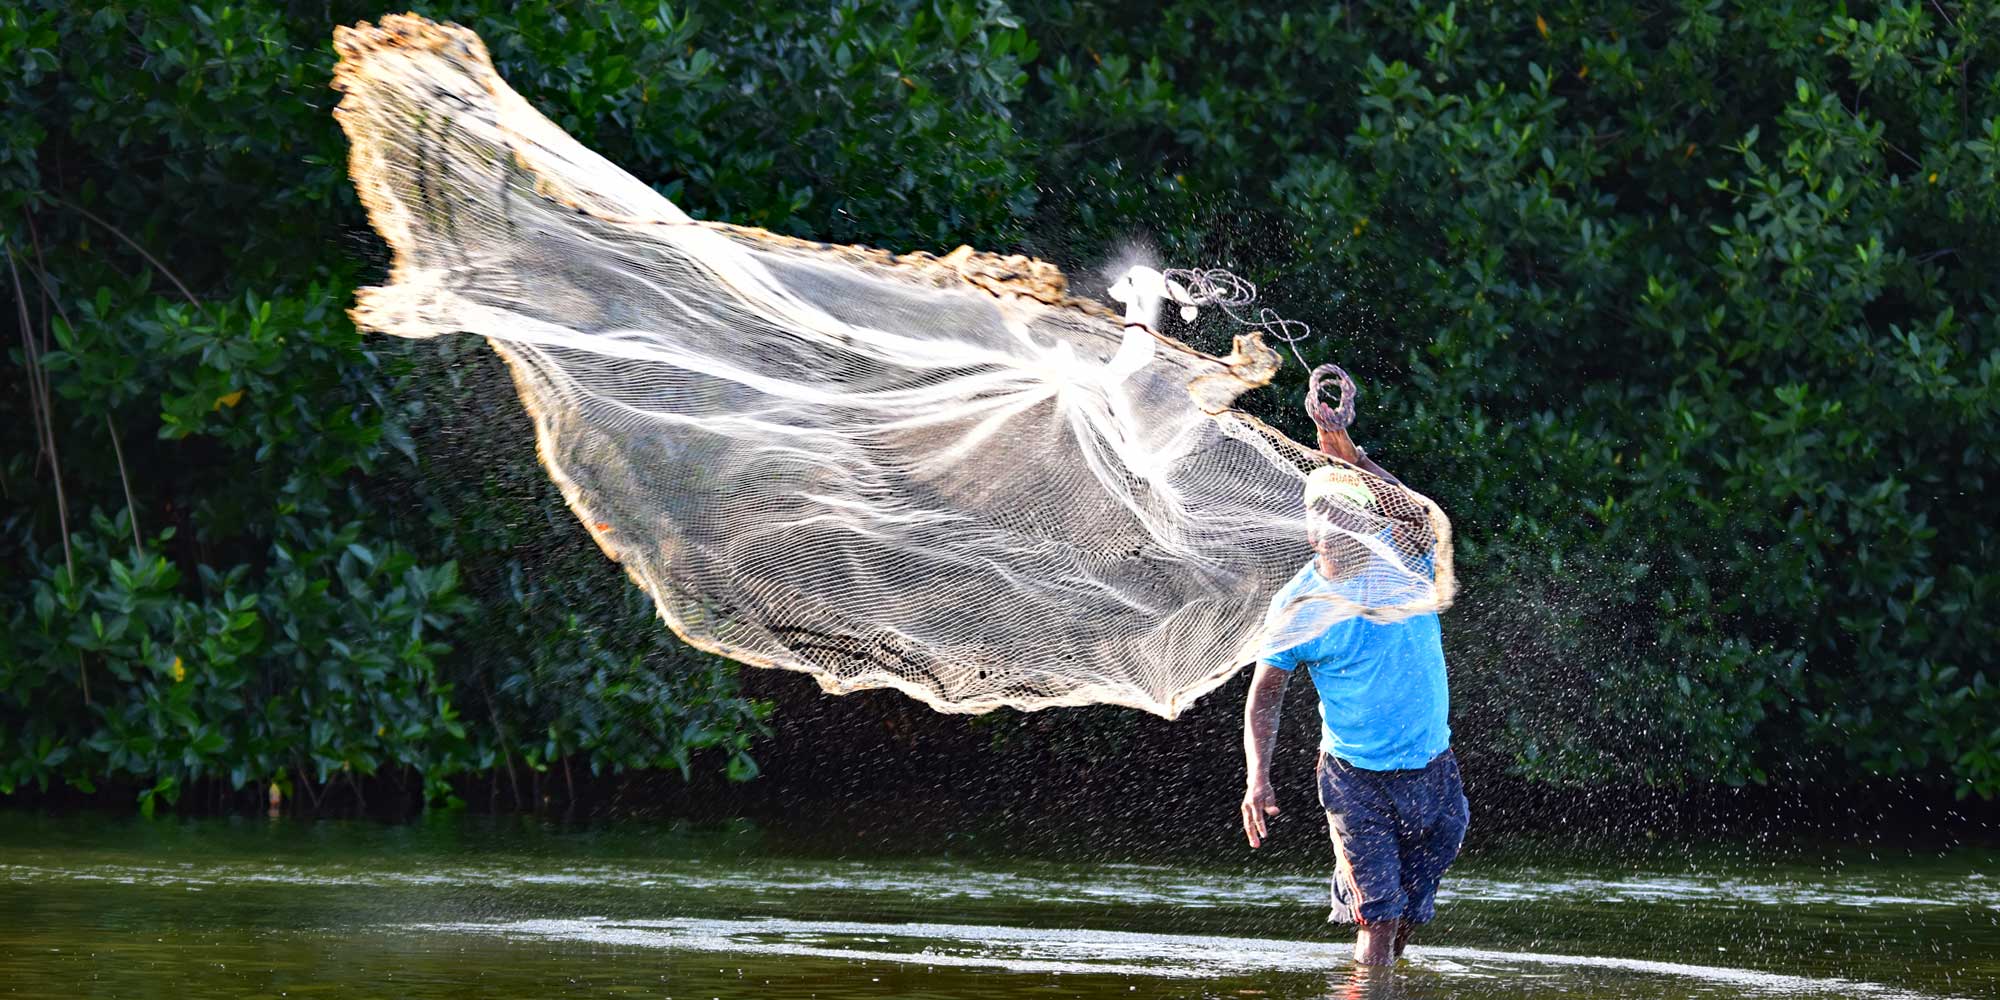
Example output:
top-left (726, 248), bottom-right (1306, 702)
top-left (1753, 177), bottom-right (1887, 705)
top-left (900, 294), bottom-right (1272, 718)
top-left (414, 915), bottom-right (1965, 998)
top-left (0, 813), bottom-right (1992, 999)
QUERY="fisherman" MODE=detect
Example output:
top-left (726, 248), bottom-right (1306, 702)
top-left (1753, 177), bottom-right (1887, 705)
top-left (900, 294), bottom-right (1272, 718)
top-left (1239, 364), bottom-right (1469, 967)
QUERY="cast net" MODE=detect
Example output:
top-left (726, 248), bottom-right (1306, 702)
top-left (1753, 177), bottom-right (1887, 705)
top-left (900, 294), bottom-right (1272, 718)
top-left (330, 14), bottom-right (1455, 717)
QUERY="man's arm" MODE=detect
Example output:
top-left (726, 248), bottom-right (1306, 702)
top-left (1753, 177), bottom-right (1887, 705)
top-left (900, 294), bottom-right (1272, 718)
top-left (1318, 426), bottom-right (1403, 486)
top-left (1353, 451), bottom-right (1402, 487)
top-left (1241, 662), bottom-right (1292, 848)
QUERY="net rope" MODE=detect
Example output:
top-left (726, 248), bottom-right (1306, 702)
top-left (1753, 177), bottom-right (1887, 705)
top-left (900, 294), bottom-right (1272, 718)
top-left (330, 14), bottom-right (1455, 717)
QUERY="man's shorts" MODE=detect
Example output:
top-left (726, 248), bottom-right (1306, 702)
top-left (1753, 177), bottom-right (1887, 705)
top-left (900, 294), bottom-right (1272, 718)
top-left (1316, 748), bottom-right (1469, 926)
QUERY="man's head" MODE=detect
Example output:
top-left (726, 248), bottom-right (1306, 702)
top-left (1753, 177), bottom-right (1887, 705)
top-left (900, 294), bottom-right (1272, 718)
top-left (1304, 465), bottom-right (1376, 578)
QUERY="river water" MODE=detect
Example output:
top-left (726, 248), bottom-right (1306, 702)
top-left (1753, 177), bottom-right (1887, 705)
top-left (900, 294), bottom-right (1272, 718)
top-left (0, 813), bottom-right (1992, 998)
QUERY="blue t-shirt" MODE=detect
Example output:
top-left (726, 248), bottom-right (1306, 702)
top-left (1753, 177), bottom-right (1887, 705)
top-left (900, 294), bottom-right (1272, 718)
top-left (1257, 559), bottom-right (1451, 770)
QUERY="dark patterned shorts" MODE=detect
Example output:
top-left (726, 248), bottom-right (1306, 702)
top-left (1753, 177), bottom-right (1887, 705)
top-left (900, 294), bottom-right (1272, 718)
top-left (1316, 748), bottom-right (1469, 925)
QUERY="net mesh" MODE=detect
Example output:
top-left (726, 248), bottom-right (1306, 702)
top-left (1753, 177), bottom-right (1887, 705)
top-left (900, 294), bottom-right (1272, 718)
top-left (330, 14), bottom-right (1455, 718)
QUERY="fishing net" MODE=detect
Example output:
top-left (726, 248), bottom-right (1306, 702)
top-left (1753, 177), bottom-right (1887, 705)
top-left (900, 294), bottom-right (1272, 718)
top-left (330, 14), bottom-right (1455, 718)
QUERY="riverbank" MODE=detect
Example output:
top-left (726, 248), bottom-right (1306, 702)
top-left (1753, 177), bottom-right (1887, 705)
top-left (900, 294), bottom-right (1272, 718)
top-left (10, 664), bottom-right (1997, 862)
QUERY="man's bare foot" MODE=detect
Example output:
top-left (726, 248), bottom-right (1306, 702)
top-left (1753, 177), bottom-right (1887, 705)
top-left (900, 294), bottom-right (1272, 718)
top-left (1353, 920), bottom-right (1403, 966)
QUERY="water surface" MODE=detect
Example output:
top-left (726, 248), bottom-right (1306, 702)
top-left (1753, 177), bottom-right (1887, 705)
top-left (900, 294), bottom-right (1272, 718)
top-left (1, 814), bottom-right (1992, 998)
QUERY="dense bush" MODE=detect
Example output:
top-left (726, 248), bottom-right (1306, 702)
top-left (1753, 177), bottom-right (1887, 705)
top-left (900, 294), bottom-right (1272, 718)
top-left (1023, 0), bottom-right (2000, 797)
top-left (2, 0), bottom-right (1994, 811)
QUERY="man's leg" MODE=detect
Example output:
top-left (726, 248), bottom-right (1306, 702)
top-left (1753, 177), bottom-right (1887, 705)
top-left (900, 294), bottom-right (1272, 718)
top-left (1392, 750), bottom-right (1472, 956)
top-left (1319, 754), bottom-right (1409, 965)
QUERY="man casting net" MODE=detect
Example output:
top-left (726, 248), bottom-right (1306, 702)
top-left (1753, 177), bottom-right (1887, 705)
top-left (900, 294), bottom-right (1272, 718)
top-left (330, 14), bottom-right (1454, 717)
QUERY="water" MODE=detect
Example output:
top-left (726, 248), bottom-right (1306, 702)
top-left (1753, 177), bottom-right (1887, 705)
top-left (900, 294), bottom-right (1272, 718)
top-left (0, 813), bottom-right (1993, 999)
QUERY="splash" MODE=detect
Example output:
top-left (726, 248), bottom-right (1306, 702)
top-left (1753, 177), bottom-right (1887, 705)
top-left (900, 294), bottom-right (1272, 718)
top-left (415, 916), bottom-right (1969, 999)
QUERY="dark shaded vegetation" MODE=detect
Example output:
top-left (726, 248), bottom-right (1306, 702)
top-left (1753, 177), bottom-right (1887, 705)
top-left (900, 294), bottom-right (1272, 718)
top-left (3, 0), bottom-right (1997, 824)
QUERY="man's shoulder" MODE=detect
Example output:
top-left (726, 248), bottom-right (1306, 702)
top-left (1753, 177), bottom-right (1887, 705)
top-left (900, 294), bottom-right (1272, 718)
top-left (1261, 559), bottom-right (1323, 614)
top-left (1255, 560), bottom-right (1340, 667)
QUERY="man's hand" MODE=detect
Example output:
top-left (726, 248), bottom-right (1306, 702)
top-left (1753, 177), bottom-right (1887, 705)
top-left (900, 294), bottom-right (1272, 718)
top-left (1242, 776), bottom-right (1280, 848)
top-left (1241, 663), bottom-right (1290, 849)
